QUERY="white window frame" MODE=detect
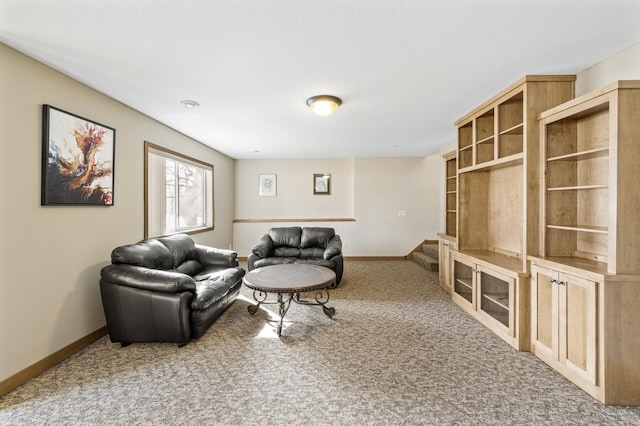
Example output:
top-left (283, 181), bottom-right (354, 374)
top-left (144, 141), bottom-right (214, 238)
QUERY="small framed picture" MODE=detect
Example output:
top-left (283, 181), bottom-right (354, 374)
top-left (259, 174), bottom-right (277, 196)
top-left (313, 173), bottom-right (331, 195)
top-left (42, 105), bottom-right (115, 205)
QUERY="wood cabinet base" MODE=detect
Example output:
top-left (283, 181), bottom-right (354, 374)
top-left (530, 256), bottom-right (640, 406)
top-left (451, 250), bottom-right (530, 351)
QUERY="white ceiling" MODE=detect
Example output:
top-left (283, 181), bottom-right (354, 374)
top-left (2, 1), bottom-right (640, 159)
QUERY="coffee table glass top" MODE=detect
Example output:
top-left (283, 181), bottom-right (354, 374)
top-left (243, 264), bottom-right (336, 292)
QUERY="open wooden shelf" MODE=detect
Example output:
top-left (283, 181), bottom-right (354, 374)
top-left (500, 123), bottom-right (524, 136)
top-left (547, 184), bottom-right (608, 191)
top-left (539, 81), bottom-right (640, 274)
top-left (443, 150), bottom-right (457, 238)
top-left (546, 224), bottom-right (608, 234)
top-left (547, 147), bottom-right (609, 162)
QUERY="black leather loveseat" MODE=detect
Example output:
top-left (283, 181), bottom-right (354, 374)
top-left (100, 234), bottom-right (245, 346)
top-left (247, 227), bottom-right (343, 286)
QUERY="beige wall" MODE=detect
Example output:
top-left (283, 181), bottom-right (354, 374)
top-left (233, 155), bottom-right (441, 257)
top-left (235, 158), bottom-right (355, 220)
top-left (0, 43), bottom-right (236, 382)
top-left (576, 42), bottom-right (640, 96)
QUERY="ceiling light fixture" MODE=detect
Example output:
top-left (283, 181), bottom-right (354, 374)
top-left (306, 95), bottom-right (342, 117)
top-left (180, 99), bottom-right (200, 109)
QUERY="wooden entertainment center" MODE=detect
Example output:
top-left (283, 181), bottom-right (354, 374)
top-left (438, 77), bottom-right (640, 405)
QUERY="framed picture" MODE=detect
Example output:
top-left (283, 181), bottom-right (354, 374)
top-left (41, 105), bottom-right (115, 205)
top-left (313, 173), bottom-right (331, 195)
top-left (259, 174), bottom-right (277, 196)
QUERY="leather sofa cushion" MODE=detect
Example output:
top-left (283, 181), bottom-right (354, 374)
top-left (158, 234), bottom-right (198, 267)
top-left (301, 227), bottom-right (335, 249)
top-left (192, 267), bottom-right (246, 310)
top-left (176, 259), bottom-right (203, 276)
top-left (294, 258), bottom-right (336, 269)
top-left (253, 257), bottom-right (297, 268)
top-left (269, 227), bottom-right (301, 248)
top-left (274, 247), bottom-right (301, 257)
top-left (194, 267), bottom-right (245, 285)
top-left (111, 239), bottom-right (174, 270)
top-left (300, 247), bottom-right (324, 259)
top-left (192, 280), bottom-right (230, 310)
top-left (255, 257), bottom-right (335, 270)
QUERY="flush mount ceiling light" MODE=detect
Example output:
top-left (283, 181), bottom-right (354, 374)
top-left (306, 95), bottom-right (342, 117)
top-left (180, 99), bottom-right (200, 109)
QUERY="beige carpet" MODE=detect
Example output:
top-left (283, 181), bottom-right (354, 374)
top-left (1, 261), bottom-right (639, 425)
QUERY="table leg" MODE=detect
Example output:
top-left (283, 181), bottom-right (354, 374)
top-left (317, 288), bottom-right (336, 318)
top-left (277, 293), bottom-right (293, 336)
top-left (248, 290), bottom-right (268, 315)
top-left (292, 287), bottom-right (335, 318)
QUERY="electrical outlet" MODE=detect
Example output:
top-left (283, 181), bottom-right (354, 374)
top-left (343, 242), bottom-right (348, 249)
top-left (398, 210), bottom-right (407, 217)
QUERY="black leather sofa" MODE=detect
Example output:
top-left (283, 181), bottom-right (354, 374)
top-left (247, 227), bottom-right (343, 286)
top-left (99, 234), bottom-right (245, 346)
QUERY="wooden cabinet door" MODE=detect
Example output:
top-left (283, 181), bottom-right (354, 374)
top-left (477, 264), bottom-right (516, 337)
top-left (531, 264), bottom-right (558, 359)
top-left (558, 272), bottom-right (598, 385)
top-left (531, 264), bottom-right (598, 386)
top-left (451, 253), bottom-right (476, 313)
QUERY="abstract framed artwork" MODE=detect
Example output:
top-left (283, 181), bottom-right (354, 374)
top-left (313, 173), bottom-right (331, 195)
top-left (259, 174), bottom-right (277, 196)
top-left (41, 105), bottom-right (115, 206)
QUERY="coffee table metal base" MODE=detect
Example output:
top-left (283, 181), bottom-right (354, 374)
top-left (247, 288), bottom-right (335, 336)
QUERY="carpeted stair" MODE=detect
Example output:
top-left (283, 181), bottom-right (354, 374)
top-left (412, 242), bottom-right (439, 272)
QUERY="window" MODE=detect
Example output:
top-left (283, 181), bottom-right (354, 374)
top-left (145, 142), bottom-right (214, 238)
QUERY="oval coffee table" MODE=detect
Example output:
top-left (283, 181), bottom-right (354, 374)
top-left (243, 264), bottom-right (336, 336)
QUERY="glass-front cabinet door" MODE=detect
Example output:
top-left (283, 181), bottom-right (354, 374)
top-left (451, 253), bottom-right (475, 313)
top-left (477, 265), bottom-right (515, 337)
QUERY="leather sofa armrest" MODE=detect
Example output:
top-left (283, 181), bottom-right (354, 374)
top-left (100, 264), bottom-right (196, 293)
top-left (250, 234), bottom-right (275, 259)
top-left (195, 244), bottom-right (239, 268)
top-left (324, 235), bottom-right (343, 260)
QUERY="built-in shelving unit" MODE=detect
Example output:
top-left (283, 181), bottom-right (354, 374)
top-left (438, 150), bottom-right (458, 294)
top-left (443, 151), bottom-right (457, 238)
top-left (529, 81), bottom-right (640, 405)
top-left (540, 100), bottom-right (612, 266)
top-left (443, 76), bottom-right (640, 405)
top-left (450, 75), bottom-right (576, 351)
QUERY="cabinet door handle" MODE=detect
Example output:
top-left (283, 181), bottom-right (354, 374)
top-left (557, 280), bottom-right (565, 286)
top-left (550, 278), bottom-right (557, 284)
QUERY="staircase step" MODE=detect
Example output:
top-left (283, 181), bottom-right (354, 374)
top-left (422, 243), bottom-right (439, 261)
top-left (412, 252), bottom-right (439, 272)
